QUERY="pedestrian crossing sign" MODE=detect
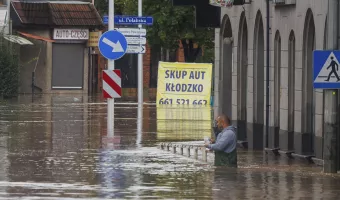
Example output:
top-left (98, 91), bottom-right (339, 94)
top-left (313, 50), bottom-right (340, 89)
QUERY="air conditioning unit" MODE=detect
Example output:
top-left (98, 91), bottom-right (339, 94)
top-left (272, 0), bottom-right (296, 6)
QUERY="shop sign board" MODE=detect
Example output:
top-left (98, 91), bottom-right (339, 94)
top-left (53, 29), bottom-right (89, 40)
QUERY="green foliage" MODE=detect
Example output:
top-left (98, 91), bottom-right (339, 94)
top-left (95, 0), bottom-right (214, 55)
top-left (0, 35), bottom-right (19, 98)
top-left (195, 48), bottom-right (215, 63)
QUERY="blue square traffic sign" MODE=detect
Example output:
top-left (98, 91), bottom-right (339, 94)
top-left (313, 50), bottom-right (340, 89)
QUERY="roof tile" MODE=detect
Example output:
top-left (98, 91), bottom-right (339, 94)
top-left (11, 1), bottom-right (103, 26)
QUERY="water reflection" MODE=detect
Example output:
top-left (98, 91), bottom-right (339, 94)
top-left (156, 105), bottom-right (212, 141)
top-left (99, 150), bottom-right (126, 199)
top-left (136, 103), bottom-right (143, 148)
top-left (0, 94), bottom-right (340, 199)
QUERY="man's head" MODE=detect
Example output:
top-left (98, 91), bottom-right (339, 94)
top-left (216, 114), bottom-right (230, 129)
top-left (331, 56), bottom-right (334, 60)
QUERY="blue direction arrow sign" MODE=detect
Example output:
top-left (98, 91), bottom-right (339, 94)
top-left (103, 15), bottom-right (153, 26)
top-left (98, 30), bottom-right (128, 60)
top-left (313, 50), bottom-right (340, 89)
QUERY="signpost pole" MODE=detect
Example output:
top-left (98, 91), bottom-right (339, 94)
top-left (323, 0), bottom-right (339, 173)
top-left (137, 0), bottom-right (143, 145)
top-left (138, 0), bottom-right (143, 106)
top-left (107, 0), bottom-right (115, 137)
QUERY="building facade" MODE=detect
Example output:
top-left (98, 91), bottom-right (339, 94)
top-left (214, 0), bottom-right (328, 160)
top-left (9, 0), bottom-right (103, 94)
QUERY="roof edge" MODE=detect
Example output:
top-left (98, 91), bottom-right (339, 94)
top-left (48, 1), bottom-right (91, 4)
top-left (11, 0), bottom-right (91, 4)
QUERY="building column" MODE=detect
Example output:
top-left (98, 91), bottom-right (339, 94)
top-left (232, 45), bottom-right (238, 124)
top-left (246, 47), bottom-right (254, 148)
top-left (293, 49), bottom-right (303, 154)
top-left (214, 28), bottom-right (221, 119)
top-left (279, 49), bottom-right (289, 151)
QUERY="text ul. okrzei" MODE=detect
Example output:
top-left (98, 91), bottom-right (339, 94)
top-left (164, 70), bottom-right (206, 92)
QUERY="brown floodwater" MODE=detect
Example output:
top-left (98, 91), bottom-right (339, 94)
top-left (0, 94), bottom-right (339, 199)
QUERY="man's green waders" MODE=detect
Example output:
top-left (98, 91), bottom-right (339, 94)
top-left (214, 148), bottom-right (237, 167)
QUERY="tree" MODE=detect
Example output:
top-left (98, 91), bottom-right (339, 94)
top-left (95, 0), bottom-right (214, 62)
top-left (0, 35), bottom-right (19, 98)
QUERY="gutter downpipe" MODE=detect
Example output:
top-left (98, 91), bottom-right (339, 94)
top-left (265, 0), bottom-right (270, 148)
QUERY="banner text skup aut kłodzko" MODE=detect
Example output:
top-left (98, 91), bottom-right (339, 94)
top-left (156, 62), bottom-right (212, 106)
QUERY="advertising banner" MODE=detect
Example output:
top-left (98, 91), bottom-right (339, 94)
top-left (156, 62), bottom-right (213, 141)
top-left (156, 62), bottom-right (213, 106)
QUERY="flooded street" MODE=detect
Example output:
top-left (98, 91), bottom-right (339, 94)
top-left (0, 94), bottom-right (340, 199)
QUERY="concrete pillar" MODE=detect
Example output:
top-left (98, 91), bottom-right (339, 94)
top-left (202, 147), bottom-right (207, 162)
top-left (194, 147), bottom-right (198, 159)
top-left (186, 147), bottom-right (190, 157)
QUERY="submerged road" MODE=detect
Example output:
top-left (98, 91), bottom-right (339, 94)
top-left (0, 94), bottom-right (339, 199)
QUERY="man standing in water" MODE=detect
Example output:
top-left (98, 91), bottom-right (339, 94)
top-left (205, 114), bottom-right (237, 167)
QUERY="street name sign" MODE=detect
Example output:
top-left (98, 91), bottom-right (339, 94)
top-left (115, 28), bottom-right (146, 36)
top-left (115, 16), bottom-right (153, 25)
top-left (103, 16), bottom-right (153, 26)
top-left (98, 30), bottom-right (128, 60)
top-left (127, 45), bottom-right (146, 54)
top-left (313, 50), bottom-right (340, 89)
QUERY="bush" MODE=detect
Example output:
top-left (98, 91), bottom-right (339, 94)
top-left (0, 34), bottom-right (19, 98)
top-left (195, 47), bottom-right (214, 64)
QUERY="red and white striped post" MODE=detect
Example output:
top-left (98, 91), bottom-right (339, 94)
top-left (103, 69), bottom-right (122, 99)
top-left (103, 69), bottom-right (121, 137)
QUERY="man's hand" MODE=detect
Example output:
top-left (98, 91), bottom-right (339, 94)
top-left (204, 142), bottom-right (214, 152)
top-left (204, 141), bottom-right (210, 148)
top-left (210, 138), bottom-right (215, 143)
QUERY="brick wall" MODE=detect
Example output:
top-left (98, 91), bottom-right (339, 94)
top-left (143, 42), bottom-right (151, 88)
top-left (177, 40), bottom-right (201, 62)
top-left (177, 40), bottom-right (185, 62)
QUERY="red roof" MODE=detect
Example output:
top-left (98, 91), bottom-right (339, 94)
top-left (11, 1), bottom-right (103, 27)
